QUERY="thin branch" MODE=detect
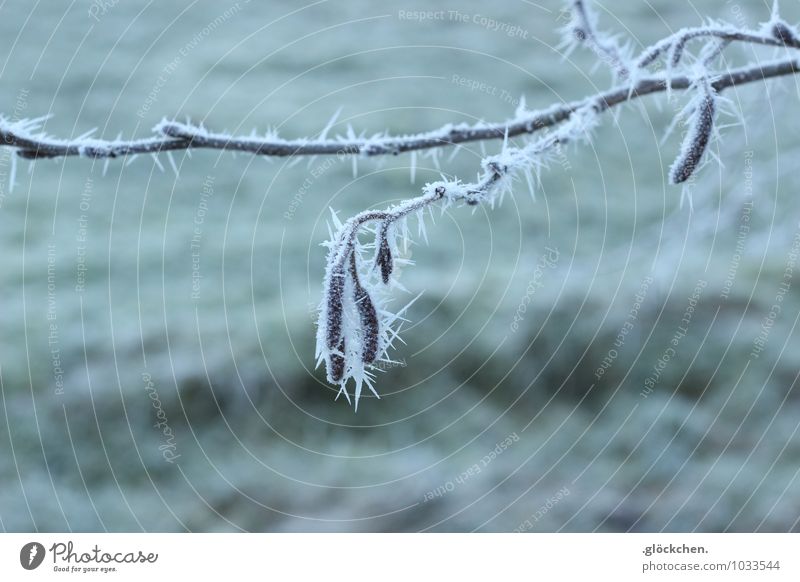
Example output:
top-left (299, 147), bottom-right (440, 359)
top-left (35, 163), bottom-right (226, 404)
top-left (566, 0), bottom-right (630, 79)
top-left (637, 26), bottom-right (800, 68)
top-left (0, 59), bottom-right (798, 163)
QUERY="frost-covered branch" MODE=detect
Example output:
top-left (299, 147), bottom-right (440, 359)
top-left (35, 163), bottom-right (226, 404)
top-left (0, 60), bottom-right (798, 164)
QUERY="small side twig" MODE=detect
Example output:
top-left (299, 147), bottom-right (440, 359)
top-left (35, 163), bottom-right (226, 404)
top-left (566, 0), bottom-right (630, 80)
top-left (637, 26), bottom-right (800, 69)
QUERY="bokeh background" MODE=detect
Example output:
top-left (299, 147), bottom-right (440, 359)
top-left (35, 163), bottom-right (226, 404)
top-left (1, 0), bottom-right (799, 532)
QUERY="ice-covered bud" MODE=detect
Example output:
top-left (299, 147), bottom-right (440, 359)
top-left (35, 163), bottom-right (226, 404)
top-left (354, 286), bottom-right (379, 364)
top-left (375, 224), bottom-right (393, 284)
top-left (350, 254), bottom-right (380, 364)
top-left (325, 262), bottom-right (346, 351)
top-left (669, 84), bottom-right (717, 184)
top-left (771, 21), bottom-right (800, 45)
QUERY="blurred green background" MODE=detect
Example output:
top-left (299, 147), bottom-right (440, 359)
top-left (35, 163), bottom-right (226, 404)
top-left (1, 0), bottom-right (799, 532)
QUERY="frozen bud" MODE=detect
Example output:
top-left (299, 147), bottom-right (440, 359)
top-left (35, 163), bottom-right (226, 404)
top-left (772, 21), bottom-right (800, 45)
top-left (669, 85), bottom-right (716, 184)
top-left (354, 284), bottom-right (380, 364)
top-left (325, 262), bottom-right (346, 350)
top-left (375, 226), bottom-right (393, 284)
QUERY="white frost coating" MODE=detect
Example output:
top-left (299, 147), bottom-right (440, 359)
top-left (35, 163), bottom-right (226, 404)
top-left (148, 99), bottom-right (605, 162)
top-left (0, 115), bottom-right (172, 160)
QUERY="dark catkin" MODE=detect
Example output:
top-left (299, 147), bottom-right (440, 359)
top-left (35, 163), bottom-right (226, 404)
top-left (375, 223), bottom-right (393, 284)
top-left (355, 286), bottom-right (379, 363)
top-left (669, 86), bottom-right (716, 184)
top-left (325, 262), bottom-right (346, 351)
top-left (772, 21), bottom-right (800, 46)
top-left (350, 253), bottom-right (380, 364)
top-left (329, 337), bottom-right (346, 383)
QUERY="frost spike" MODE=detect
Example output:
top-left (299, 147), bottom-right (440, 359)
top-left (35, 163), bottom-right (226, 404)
top-left (669, 83), bottom-right (716, 185)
